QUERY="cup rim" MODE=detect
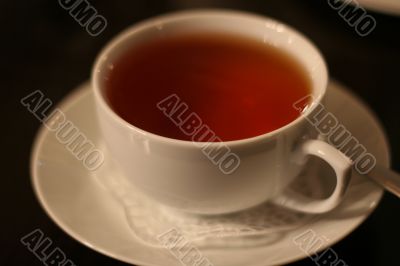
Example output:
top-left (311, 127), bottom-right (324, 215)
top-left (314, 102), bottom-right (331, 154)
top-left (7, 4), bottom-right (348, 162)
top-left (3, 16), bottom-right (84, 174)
top-left (92, 9), bottom-right (328, 148)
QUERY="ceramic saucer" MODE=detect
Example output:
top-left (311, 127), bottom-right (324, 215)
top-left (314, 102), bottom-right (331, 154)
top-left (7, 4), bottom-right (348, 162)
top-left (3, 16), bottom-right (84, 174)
top-left (31, 80), bottom-right (389, 266)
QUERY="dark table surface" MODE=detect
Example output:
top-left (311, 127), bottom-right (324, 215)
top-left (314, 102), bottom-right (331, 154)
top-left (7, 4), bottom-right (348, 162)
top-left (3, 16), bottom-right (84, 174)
top-left (2, 0), bottom-right (399, 265)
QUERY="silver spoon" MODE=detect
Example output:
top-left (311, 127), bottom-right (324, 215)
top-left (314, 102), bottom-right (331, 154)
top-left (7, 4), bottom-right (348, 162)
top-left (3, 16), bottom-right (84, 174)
top-left (366, 165), bottom-right (400, 197)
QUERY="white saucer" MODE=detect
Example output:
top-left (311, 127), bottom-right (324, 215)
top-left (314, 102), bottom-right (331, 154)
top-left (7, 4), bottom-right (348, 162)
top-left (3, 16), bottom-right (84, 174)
top-left (31, 80), bottom-right (389, 266)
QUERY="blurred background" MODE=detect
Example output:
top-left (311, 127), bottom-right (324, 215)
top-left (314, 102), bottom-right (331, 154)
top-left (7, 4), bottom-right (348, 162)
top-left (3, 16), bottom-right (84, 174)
top-left (2, 0), bottom-right (399, 265)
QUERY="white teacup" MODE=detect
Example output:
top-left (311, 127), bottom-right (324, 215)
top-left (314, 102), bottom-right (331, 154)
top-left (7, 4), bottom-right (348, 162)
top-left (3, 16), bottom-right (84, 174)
top-left (92, 10), bottom-right (352, 215)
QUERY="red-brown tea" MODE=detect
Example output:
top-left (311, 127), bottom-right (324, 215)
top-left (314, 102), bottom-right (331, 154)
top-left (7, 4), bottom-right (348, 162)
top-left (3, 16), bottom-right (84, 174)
top-left (104, 32), bottom-right (311, 141)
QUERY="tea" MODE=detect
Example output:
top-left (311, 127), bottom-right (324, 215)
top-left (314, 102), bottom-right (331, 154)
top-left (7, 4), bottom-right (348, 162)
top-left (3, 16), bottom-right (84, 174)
top-left (104, 32), bottom-right (311, 141)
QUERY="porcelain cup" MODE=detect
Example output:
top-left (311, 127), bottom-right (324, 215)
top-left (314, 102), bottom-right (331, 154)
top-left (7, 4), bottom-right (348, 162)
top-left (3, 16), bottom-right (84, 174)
top-left (92, 10), bottom-right (352, 214)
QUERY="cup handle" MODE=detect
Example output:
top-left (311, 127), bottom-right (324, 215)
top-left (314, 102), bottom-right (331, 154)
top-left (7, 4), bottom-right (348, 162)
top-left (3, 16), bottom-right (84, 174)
top-left (271, 139), bottom-right (352, 213)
